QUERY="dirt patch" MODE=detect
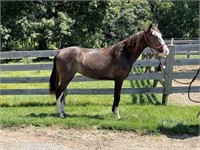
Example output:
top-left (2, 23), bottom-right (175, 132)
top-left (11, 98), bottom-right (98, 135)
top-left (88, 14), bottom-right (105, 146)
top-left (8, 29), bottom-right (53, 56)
top-left (0, 127), bottom-right (199, 150)
top-left (167, 65), bottom-right (200, 106)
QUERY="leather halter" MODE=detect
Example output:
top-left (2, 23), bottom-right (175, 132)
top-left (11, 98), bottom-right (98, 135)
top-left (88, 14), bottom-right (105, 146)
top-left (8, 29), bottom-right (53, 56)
top-left (143, 30), bottom-right (166, 50)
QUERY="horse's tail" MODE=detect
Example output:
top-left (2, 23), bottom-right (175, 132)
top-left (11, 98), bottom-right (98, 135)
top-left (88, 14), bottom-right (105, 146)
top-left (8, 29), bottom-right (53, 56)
top-left (49, 56), bottom-right (59, 95)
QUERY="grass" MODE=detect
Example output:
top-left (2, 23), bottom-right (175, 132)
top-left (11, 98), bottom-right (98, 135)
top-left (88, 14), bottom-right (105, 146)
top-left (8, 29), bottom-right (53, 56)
top-left (0, 101), bottom-right (199, 135)
top-left (0, 66), bottom-right (199, 135)
top-left (175, 55), bottom-right (200, 59)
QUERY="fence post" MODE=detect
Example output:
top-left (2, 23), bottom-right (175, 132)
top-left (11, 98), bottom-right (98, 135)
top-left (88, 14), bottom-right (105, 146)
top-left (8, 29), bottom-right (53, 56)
top-left (162, 45), bottom-right (175, 104)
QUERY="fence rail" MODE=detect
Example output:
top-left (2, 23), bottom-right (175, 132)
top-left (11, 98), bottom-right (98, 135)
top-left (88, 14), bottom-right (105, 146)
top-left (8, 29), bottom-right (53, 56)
top-left (1, 44), bottom-right (200, 104)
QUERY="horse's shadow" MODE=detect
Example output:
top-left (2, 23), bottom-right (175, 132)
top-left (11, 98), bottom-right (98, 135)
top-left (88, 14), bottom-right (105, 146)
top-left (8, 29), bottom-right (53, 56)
top-left (25, 113), bottom-right (198, 137)
top-left (25, 113), bottom-right (58, 118)
top-left (25, 113), bottom-right (104, 120)
top-left (158, 123), bottom-right (199, 137)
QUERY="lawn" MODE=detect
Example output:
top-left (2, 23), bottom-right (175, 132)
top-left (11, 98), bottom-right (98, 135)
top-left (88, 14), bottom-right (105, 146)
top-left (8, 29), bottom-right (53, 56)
top-left (0, 96), bottom-right (199, 135)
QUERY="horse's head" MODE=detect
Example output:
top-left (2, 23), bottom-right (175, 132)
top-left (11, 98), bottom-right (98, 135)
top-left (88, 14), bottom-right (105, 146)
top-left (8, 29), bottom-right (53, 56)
top-left (144, 24), bottom-right (169, 57)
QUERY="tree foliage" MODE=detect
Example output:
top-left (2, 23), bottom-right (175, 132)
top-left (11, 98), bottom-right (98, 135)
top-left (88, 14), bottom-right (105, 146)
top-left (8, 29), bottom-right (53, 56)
top-left (1, 0), bottom-right (199, 51)
top-left (149, 0), bottom-right (199, 38)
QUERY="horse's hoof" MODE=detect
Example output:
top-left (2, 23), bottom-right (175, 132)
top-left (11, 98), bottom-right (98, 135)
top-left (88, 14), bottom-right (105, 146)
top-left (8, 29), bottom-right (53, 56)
top-left (113, 107), bottom-right (121, 119)
top-left (113, 113), bottom-right (121, 120)
top-left (116, 115), bottom-right (121, 120)
top-left (58, 113), bottom-right (65, 118)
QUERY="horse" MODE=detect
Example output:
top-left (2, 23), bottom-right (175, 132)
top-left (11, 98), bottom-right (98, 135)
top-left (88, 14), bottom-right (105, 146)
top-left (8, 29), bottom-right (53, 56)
top-left (49, 24), bottom-right (169, 119)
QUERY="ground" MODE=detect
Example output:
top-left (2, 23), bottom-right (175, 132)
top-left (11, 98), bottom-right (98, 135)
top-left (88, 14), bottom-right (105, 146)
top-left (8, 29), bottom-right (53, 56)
top-left (0, 127), bottom-right (199, 150)
top-left (168, 65), bottom-right (200, 106)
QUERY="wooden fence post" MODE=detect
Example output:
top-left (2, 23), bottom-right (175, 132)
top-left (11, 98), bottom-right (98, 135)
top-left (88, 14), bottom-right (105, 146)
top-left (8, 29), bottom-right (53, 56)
top-left (162, 45), bottom-right (175, 104)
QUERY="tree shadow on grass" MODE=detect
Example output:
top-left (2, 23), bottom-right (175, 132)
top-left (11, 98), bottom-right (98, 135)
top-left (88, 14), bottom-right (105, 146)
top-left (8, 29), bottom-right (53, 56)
top-left (130, 79), bottom-right (161, 105)
top-left (130, 67), bottom-right (161, 105)
top-left (158, 123), bottom-right (199, 137)
top-left (25, 113), bottom-right (104, 120)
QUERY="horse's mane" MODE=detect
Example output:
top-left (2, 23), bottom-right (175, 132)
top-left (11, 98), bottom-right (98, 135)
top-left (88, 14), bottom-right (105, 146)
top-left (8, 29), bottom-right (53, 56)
top-left (124, 31), bottom-right (144, 48)
top-left (101, 31), bottom-right (144, 58)
top-left (101, 41), bottom-right (124, 58)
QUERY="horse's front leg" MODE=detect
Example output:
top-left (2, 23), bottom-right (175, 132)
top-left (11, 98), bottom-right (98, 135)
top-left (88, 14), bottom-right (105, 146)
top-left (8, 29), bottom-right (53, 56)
top-left (112, 80), bottom-right (123, 119)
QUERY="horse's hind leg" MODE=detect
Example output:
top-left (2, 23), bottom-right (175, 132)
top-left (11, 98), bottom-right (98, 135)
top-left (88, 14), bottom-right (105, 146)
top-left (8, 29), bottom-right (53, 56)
top-left (56, 90), bottom-right (66, 117)
top-left (56, 90), bottom-right (65, 118)
top-left (60, 89), bottom-right (69, 116)
top-left (61, 91), bottom-right (67, 114)
top-left (56, 74), bottom-right (75, 118)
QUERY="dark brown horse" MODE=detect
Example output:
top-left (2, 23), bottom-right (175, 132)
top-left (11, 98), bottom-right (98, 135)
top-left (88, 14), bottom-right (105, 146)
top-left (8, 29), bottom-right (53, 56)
top-left (49, 24), bottom-right (169, 118)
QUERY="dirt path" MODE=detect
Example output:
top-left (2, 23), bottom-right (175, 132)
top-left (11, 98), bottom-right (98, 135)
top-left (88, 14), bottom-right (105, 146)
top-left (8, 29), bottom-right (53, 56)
top-left (0, 127), bottom-right (199, 150)
top-left (167, 65), bottom-right (200, 106)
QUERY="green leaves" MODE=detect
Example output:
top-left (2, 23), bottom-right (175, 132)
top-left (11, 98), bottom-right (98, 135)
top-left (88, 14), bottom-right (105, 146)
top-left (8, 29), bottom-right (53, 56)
top-left (0, 25), bottom-right (11, 41)
top-left (149, 0), bottom-right (199, 38)
top-left (1, 1), bottom-right (199, 51)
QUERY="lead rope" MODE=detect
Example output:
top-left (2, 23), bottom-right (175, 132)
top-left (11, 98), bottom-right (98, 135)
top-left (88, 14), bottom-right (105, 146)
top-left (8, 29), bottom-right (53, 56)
top-left (158, 56), bottom-right (200, 103)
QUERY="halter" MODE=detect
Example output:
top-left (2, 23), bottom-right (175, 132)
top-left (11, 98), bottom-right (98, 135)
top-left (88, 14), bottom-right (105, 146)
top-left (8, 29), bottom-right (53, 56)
top-left (143, 30), bottom-right (166, 50)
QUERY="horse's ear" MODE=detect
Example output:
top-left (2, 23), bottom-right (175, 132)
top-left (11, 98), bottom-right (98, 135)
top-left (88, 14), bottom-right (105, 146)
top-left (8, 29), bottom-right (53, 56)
top-left (148, 23), bottom-right (158, 33)
top-left (148, 24), bottom-right (153, 31)
top-left (154, 23), bottom-right (158, 28)
top-left (149, 23), bottom-right (158, 30)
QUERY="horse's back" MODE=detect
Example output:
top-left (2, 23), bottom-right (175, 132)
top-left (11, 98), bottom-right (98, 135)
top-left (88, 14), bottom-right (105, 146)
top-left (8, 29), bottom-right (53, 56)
top-left (57, 46), bottom-right (99, 59)
top-left (55, 46), bottom-right (101, 71)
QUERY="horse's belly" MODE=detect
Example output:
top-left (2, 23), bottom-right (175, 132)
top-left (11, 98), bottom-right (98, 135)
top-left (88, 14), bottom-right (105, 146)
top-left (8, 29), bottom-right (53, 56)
top-left (78, 65), bottom-right (113, 80)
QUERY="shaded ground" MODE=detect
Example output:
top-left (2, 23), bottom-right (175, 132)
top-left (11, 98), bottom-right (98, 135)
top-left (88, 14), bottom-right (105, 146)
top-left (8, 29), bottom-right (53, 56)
top-left (0, 127), bottom-right (199, 150)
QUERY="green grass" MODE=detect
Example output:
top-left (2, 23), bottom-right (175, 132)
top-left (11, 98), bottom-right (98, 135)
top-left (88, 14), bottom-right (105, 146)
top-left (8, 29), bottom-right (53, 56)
top-left (0, 66), bottom-right (199, 135)
top-left (175, 55), bottom-right (200, 59)
top-left (0, 101), bottom-right (199, 135)
top-left (0, 95), bottom-right (199, 136)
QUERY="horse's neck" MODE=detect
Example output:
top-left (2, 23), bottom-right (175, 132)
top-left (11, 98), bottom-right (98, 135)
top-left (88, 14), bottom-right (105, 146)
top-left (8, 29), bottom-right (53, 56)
top-left (129, 40), bottom-right (147, 64)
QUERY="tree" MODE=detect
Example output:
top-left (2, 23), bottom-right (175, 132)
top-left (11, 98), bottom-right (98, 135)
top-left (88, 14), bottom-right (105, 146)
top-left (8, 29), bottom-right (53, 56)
top-left (1, 0), bottom-right (198, 51)
top-left (1, 1), bottom-right (74, 50)
top-left (62, 1), bottom-right (108, 47)
top-left (101, 0), bottom-right (151, 46)
top-left (149, 0), bottom-right (199, 38)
